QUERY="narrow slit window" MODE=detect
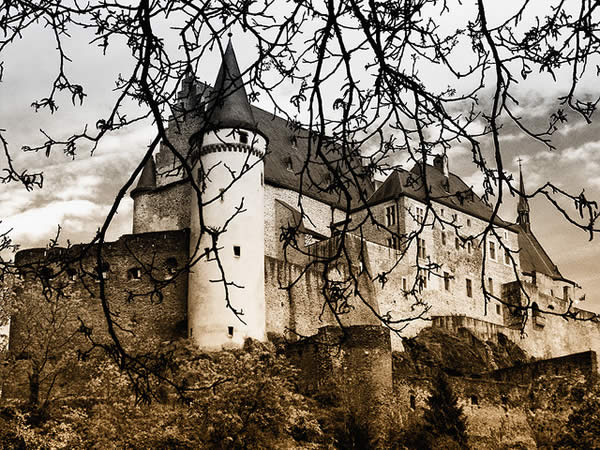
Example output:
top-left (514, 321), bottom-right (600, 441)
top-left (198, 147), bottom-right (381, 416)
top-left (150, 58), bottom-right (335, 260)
top-left (466, 278), bottom-right (473, 298)
top-left (228, 326), bottom-right (234, 337)
top-left (444, 272), bottom-right (450, 291)
top-left (233, 246), bottom-right (241, 257)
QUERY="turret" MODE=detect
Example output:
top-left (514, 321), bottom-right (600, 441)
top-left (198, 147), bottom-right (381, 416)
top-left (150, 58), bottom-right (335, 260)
top-left (131, 156), bottom-right (156, 234)
top-left (187, 38), bottom-right (268, 349)
top-left (517, 160), bottom-right (530, 232)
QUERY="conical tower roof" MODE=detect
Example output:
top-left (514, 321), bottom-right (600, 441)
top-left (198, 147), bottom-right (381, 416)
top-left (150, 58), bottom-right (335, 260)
top-left (517, 162), bottom-right (530, 214)
top-left (131, 156), bottom-right (156, 197)
top-left (205, 38), bottom-right (257, 132)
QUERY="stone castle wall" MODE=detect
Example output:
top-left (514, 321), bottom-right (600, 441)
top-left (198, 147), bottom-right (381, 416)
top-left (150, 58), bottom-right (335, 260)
top-left (132, 181), bottom-right (191, 234)
top-left (9, 229), bottom-right (190, 358)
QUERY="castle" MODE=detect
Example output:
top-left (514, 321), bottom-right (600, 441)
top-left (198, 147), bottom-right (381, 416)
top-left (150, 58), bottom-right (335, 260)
top-left (8, 39), bottom-right (600, 361)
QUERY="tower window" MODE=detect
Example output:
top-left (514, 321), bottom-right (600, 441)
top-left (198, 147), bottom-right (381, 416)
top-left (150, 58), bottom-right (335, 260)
top-left (455, 237), bottom-right (461, 250)
top-left (233, 246), bottom-right (241, 257)
top-left (496, 304), bottom-right (501, 315)
top-left (239, 131), bottom-right (248, 144)
top-left (467, 218), bottom-right (471, 227)
top-left (504, 248), bottom-right (510, 265)
top-left (402, 277), bottom-right (407, 292)
top-left (489, 241), bottom-right (496, 261)
top-left (488, 277), bottom-right (494, 295)
top-left (467, 241), bottom-right (473, 254)
top-left (466, 278), bottom-right (473, 298)
top-left (228, 326), bottom-right (234, 337)
top-left (444, 272), bottom-right (451, 291)
top-left (441, 231), bottom-right (447, 246)
top-left (471, 395), bottom-right (478, 405)
top-left (410, 395), bottom-right (416, 410)
top-left (128, 268), bottom-right (141, 280)
top-left (385, 205), bottom-right (396, 226)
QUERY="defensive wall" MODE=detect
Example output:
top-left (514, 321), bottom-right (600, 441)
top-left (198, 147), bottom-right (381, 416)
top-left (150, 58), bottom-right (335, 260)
top-left (9, 229), bottom-right (190, 357)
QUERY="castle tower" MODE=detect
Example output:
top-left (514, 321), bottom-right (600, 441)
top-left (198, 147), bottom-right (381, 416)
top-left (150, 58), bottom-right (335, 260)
top-left (517, 160), bottom-right (530, 232)
top-left (187, 38), bottom-right (268, 349)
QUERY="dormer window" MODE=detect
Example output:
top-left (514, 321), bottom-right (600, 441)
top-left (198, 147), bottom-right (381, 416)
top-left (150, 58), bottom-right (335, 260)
top-left (239, 131), bottom-right (248, 144)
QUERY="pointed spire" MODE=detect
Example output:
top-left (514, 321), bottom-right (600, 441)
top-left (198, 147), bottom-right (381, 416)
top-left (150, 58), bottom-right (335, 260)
top-left (131, 156), bottom-right (156, 197)
top-left (206, 36), bottom-right (257, 132)
top-left (517, 159), bottom-right (530, 231)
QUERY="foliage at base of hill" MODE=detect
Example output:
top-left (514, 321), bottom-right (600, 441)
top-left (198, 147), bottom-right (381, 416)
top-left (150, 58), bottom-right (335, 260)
top-left (0, 339), bottom-right (330, 449)
top-left (391, 371), bottom-right (469, 449)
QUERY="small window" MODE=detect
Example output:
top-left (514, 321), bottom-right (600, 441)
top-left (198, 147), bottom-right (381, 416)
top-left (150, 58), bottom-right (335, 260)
top-left (488, 277), bottom-right (494, 295)
top-left (95, 262), bottom-right (110, 281)
top-left (489, 241), bottom-right (496, 261)
top-left (444, 272), bottom-right (450, 291)
top-left (441, 231), bottom-right (446, 246)
top-left (190, 328), bottom-right (193, 337)
top-left (165, 257), bottom-right (178, 273)
top-left (239, 131), bottom-right (248, 144)
top-left (467, 218), bottom-right (471, 227)
top-left (418, 238), bottom-right (426, 259)
top-left (228, 326), bottom-right (234, 337)
top-left (415, 206), bottom-right (424, 224)
top-left (66, 267), bottom-right (77, 282)
top-left (128, 268), bottom-right (141, 280)
top-left (385, 205), bottom-right (396, 226)
top-left (40, 267), bottom-right (53, 280)
top-left (504, 248), bottom-right (510, 265)
top-left (466, 278), bottom-right (473, 298)
top-left (386, 236), bottom-right (398, 250)
top-left (455, 237), bottom-right (460, 250)
top-left (419, 275), bottom-right (428, 290)
top-left (402, 277), bottom-right (407, 291)
top-left (261, 172), bottom-right (264, 186)
top-left (467, 241), bottom-right (472, 254)
top-left (440, 208), bottom-right (444, 217)
top-left (219, 188), bottom-right (225, 201)
top-left (233, 246), bottom-right (241, 257)
top-left (471, 395), bottom-right (479, 405)
top-left (410, 395), bottom-right (416, 410)
top-left (563, 286), bottom-right (569, 301)
top-left (496, 304), bottom-right (501, 315)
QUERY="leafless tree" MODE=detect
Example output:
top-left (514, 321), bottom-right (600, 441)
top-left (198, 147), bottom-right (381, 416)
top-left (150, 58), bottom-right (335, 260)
top-left (1, 0), bottom-right (600, 401)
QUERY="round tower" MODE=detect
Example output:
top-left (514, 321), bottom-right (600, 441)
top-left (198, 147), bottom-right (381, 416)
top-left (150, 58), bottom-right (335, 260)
top-left (187, 39), bottom-right (267, 350)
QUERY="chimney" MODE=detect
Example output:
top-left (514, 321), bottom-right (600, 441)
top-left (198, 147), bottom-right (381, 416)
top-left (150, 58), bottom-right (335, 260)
top-left (433, 153), bottom-right (449, 190)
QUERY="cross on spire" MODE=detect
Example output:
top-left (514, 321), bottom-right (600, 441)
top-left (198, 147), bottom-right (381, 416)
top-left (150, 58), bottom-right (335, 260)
top-left (517, 158), bottom-right (530, 231)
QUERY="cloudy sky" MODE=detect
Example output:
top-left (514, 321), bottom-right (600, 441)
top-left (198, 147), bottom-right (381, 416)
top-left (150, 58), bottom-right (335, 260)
top-left (1, 2), bottom-right (599, 312)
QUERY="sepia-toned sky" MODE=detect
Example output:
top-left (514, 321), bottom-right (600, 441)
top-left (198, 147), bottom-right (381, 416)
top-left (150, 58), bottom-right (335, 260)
top-left (1, 2), bottom-right (599, 313)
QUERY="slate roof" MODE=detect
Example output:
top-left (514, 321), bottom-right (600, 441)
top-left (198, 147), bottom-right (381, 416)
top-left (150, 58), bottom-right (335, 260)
top-left (252, 106), bottom-right (374, 209)
top-left (517, 225), bottom-right (562, 279)
top-left (364, 163), bottom-right (512, 228)
top-left (205, 39), bottom-right (258, 133)
top-left (131, 157), bottom-right (156, 197)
